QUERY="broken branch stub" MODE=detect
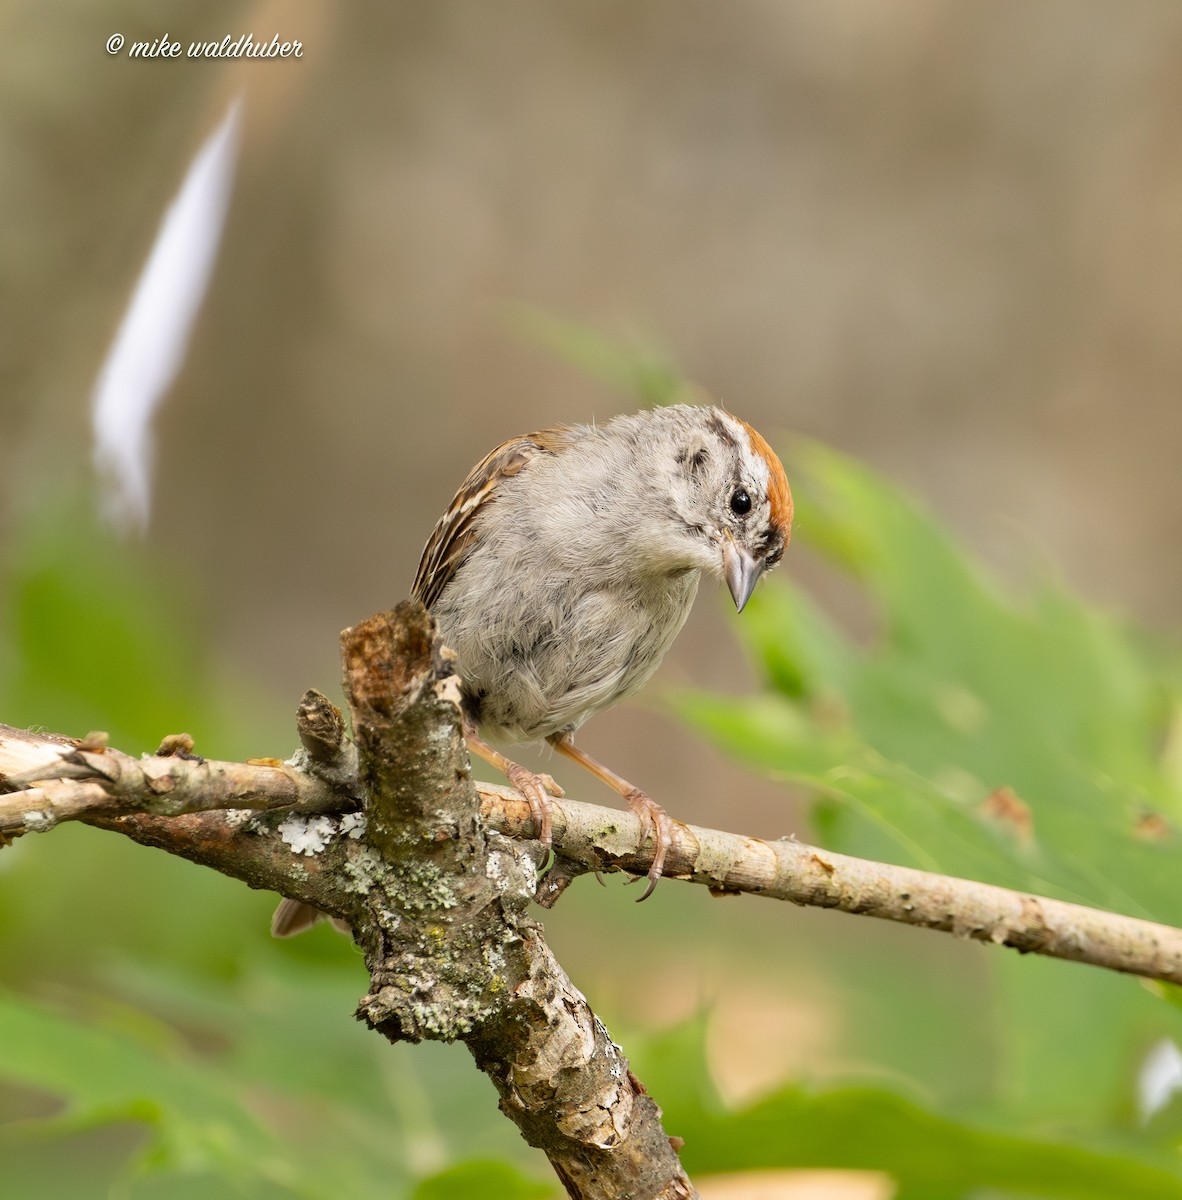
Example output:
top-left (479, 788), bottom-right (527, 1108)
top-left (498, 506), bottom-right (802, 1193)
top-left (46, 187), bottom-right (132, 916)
top-left (340, 604), bottom-right (506, 1043)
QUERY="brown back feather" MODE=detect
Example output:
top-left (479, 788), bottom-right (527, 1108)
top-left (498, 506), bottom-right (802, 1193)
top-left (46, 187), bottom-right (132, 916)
top-left (412, 427), bottom-right (575, 608)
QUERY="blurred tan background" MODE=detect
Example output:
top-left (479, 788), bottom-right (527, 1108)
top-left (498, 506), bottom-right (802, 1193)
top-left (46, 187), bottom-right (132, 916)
top-left (3, 0), bottom-right (1181, 845)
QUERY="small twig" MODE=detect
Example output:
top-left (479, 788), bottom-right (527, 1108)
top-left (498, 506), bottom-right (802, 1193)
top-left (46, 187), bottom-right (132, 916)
top-left (295, 688), bottom-right (358, 783)
top-left (0, 736), bottom-right (341, 836)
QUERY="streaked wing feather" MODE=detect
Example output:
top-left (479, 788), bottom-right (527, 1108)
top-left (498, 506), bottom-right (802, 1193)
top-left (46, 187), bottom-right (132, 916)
top-left (412, 427), bottom-right (574, 609)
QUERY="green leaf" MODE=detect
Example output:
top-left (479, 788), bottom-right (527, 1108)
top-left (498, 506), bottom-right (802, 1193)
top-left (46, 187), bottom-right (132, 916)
top-left (411, 1160), bottom-right (555, 1200)
top-left (0, 987), bottom-right (287, 1186)
top-left (683, 440), bottom-right (1182, 914)
top-left (635, 1022), bottom-right (1182, 1199)
top-left (500, 302), bottom-right (691, 408)
top-left (687, 1085), bottom-right (1182, 1199)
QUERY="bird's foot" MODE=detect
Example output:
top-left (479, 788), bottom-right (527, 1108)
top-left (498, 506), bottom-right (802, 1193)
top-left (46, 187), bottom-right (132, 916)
top-left (534, 771), bottom-right (565, 798)
top-left (505, 762), bottom-right (563, 847)
top-left (625, 789), bottom-right (672, 902)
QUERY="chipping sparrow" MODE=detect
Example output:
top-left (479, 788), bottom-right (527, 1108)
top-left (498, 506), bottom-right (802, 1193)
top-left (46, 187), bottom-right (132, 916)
top-left (274, 404), bottom-right (790, 934)
top-left (415, 403), bottom-right (792, 899)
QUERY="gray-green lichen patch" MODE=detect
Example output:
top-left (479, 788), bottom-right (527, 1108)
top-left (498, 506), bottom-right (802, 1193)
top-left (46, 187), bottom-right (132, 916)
top-left (361, 944), bottom-right (504, 1039)
top-left (485, 834), bottom-right (537, 903)
top-left (284, 748), bottom-right (313, 774)
top-left (340, 841), bottom-right (460, 912)
top-left (392, 940), bottom-right (513, 1039)
top-left (342, 844), bottom-right (384, 893)
top-left (21, 809), bottom-right (56, 833)
top-left (356, 866), bottom-right (526, 1042)
top-left (387, 857), bottom-right (459, 912)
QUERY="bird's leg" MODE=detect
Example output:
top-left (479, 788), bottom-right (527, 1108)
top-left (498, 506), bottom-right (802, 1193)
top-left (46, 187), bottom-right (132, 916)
top-left (464, 726), bottom-right (562, 847)
top-left (546, 732), bottom-right (673, 901)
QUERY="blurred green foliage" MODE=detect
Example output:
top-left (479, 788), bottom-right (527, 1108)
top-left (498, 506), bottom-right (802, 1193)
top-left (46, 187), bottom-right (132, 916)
top-left (4, 418), bottom-right (1182, 1197)
top-left (671, 441), bottom-right (1182, 1194)
top-left (499, 303), bottom-right (692, 411)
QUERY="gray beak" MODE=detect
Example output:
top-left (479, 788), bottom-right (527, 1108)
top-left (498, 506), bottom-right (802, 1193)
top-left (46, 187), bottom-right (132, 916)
top-left (722, 541), bottom-right (765, 613)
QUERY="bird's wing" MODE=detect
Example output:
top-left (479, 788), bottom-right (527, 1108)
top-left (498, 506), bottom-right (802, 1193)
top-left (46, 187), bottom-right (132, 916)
top-left (411, 427), bottom-right (575, 609)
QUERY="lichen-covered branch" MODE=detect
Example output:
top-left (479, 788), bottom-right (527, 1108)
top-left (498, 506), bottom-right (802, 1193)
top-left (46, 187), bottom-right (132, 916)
top-left (4, 587), bottom-right (1182, 1196)
top-left (5, 716), bottom-right (1182, 988)
top-left (0, 725), bottom-right (355, 925)
top-left (0, 611), bottom-right (697, 1198)
top-left (340, 604), bottom-right (694, 1198)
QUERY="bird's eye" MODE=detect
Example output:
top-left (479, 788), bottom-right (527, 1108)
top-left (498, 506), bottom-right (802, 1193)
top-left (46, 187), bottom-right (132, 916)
top-left (730, 488), bottom-right (752, 516)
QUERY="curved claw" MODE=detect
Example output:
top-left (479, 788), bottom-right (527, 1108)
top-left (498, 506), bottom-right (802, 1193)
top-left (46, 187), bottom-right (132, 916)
top-left (625, 790), bottom-right (672, 902)
top-left (506, 762), bottom-right (557, 847)
top-left (543, 731), bottom-right (676, 901)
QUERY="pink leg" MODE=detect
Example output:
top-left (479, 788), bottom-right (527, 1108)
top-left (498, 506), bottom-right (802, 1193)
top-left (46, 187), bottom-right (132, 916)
top-left (465, 727), bottom-right (563, 847)
top-left (547, 731), bottom-right (673, 901)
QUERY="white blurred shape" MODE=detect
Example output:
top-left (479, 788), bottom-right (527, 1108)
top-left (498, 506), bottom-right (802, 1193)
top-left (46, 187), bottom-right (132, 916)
top-left (92, 98), bottom-right (242, 533)
top-left (1138, 1037), bottom-right (1182, 1122)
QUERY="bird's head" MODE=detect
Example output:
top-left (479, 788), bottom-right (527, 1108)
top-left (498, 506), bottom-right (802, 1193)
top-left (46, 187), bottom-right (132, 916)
top-left (661, 407), bottom-right (793, 611)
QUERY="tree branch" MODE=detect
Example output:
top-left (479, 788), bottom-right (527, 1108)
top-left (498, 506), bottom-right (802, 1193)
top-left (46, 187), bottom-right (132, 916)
top-left (6, 601), bottom-right (1182, 1195)
top-left (337, 605), bottom-right (693, 1197)
top-left (479, 786), bottom-right (1182, 984)
top-left (4, 718), bottom-right (1182, 987)
top-left (0, 612), bottom-right (700, 1198)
